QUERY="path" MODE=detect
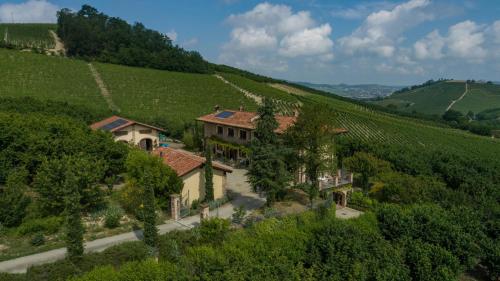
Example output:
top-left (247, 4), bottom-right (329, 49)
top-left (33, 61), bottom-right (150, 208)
top-left (48, 30), bottom-right (65, 55)
top-left (88, 63), bottom-right (121, 112)
top-left (446, 82), bottom-right (468, 111)
top-left (0, 169), bottom-right (264, 273)
top-left (214, 74), bottom-right (263, 105)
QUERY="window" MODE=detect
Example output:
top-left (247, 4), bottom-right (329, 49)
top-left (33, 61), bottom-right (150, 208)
top-left (114, 131), bottom-right (128, 136)
top-left (239, 130), bottom-right (247, 140)
top-left (139, 129), bottom-right (152, 134)
top-left (217, 126), bottom-right (223, 135)
top-left (227, 128), bottom-right (235, 137)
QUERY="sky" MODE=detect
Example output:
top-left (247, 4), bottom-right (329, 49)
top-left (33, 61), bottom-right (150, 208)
top-left (0, 0), bottom-right (499, 85)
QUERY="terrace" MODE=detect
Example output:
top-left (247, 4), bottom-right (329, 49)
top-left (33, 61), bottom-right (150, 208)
top-left (318, 169), bottom-right (354, 191)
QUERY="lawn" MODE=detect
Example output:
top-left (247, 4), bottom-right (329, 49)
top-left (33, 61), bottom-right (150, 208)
top-left (94, 63), bottom-right (258, 128)
top-left (1, 23), bottom-right (56, 49)
top-left (0, 49), bottom-right (108, 114)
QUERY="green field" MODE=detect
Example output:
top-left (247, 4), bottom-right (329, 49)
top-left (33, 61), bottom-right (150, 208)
top-left (1, 23), bottom-right (56, 49)
top-left (0, 48), bottom-right (107, 114)
top-left (453, 83), bottom-right (500, 114)
top-left (95, 63), bottom-right (258, 125)
top-left (373, 81), bottom-right (465, 115)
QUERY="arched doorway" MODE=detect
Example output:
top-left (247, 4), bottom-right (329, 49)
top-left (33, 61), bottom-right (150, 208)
top-left (139, 138), bottom-right (153, 151)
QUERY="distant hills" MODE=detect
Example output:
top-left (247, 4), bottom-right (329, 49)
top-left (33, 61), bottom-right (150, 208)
top-left (372, 80), bottom-right (500, 116)
top-left (297, 82), bottom-right (403, 100)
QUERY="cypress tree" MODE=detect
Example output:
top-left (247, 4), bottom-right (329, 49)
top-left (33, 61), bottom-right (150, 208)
top-left (143, 169), bottom-right (158, 248)
top-left (65, 180), bottom-right (84, 262)
top-left (204, 143), bottom-right (214, 202)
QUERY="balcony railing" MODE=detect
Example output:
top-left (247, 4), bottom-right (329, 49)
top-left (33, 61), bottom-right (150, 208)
top-left (319, 170), bottom-right (353, 190)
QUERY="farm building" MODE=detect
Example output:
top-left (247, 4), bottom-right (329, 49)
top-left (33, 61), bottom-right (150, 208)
top-left (196, 109), bottom-right (297, 162)
top-left (154, 147), bottom-right (232, 207)
top-left (90, 116), bottom-right (164, 151)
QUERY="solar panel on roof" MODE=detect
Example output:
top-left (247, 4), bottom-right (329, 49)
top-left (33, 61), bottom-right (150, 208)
top-left (215, 111), bottom-right (234, 119)
top-left (100, 118), bottom-right (128, 131)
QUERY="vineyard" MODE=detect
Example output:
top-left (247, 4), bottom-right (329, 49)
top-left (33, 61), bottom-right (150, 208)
top-left (218, 72), bottom-right (301, 115)
top-left (453, 82), bottom-right (500, 113)
top-left (288, 84), bottom-right (500, 160)
top-left (1, 23), bottom-right (56, 49)
top-left (1, 47), bottom-right (499, 160)
top-left (94, 63), bottom-right (258, 127)
top-left (372, 81), bottom-right (465, 115)
top-left (0, 49), bottom-right (108, 114)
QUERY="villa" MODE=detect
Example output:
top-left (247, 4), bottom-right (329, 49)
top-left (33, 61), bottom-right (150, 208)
top-left (196, 109), bottom-right (296, 162)
top-left (154, 147), bottom-right (232, 207)
top-left (90, 116), bottom-right (165, 151)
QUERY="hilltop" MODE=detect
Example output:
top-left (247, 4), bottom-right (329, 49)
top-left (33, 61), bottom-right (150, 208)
top-left (373, 80), bottom-right (500, 116)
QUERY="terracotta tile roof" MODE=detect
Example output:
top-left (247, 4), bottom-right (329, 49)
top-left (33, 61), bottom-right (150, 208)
top-left (154, 147), bottom-right (232, 177)
top-left (196, 110), bottom-right (297, 134)
top-left (90, 115), bottom-right (165, 133)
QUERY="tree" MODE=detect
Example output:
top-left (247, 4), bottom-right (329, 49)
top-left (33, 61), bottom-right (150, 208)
top-left (285, 103), bottom-right (338, 208)
top-left (65, 183), bottom-right (84, 262)
top-left (126, 149), bottom-right (183, 210)
top-left (204, 143), bottom-right (214, 202)
top-left (247, 98), bottom-right (290, 205)
top-left (0, 168), bottom-right (31, 227)
top-left (344, 152), bottom-right (391, 192)
top-left (142, 169), bottom-right (158, 248)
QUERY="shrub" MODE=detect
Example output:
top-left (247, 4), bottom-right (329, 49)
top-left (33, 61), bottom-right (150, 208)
top-left (190, 199), bottom-right (199, 211)
top-left (30, 233), bottom-right (45, 246)
top-left (232, 205), bottom-right (246, 224)
top-left (117, 182), bottom-right (144, 219)
top-left (17, 216), bottom-right (63, 236)
top-left (197, 218), bottom-right (230, 245)
top-left (104, 204), bottom-right (123, 229)
top-left (158, 236), bottom-right (182, 262)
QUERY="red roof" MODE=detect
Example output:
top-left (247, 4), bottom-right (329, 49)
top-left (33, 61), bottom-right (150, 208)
top-left (197, 110), bottom-right (297, 134)
top-left (90, 116), bottom-right (165, 133)
top-left (154, 147), bottom-right (232, 177)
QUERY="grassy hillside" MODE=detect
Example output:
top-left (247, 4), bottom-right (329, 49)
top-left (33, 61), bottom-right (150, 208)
top-left (373, 81), bottom-right (465, 115)
top-left (94, 63), bottom-right (258, 128)
top-left (374, 81), bottom-right (500, 117)
top-left (1, 23), bottom-right (56, 49)
top-left (0, 48), bottom-right (108, 114)
top-left (453, 82), bottom-right (500, 114)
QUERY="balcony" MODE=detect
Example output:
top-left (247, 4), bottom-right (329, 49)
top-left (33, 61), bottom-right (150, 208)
top-left (319, 170), bottom-right (353, 191)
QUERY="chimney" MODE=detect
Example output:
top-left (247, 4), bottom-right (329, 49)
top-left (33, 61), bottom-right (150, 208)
top-left (239, 105), bottom-right (244, 111)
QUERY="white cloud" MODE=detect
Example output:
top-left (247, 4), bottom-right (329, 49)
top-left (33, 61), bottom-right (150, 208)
top-left (447, 21), bottom-right (486, 60)
top-left (331, 1), bottom-right (396, 20)
top-left (279, 24), bottom-right (333, 57)
top-left (220, 2), bottom-right (333, 74)
top-left (491, 21), bottom-right (500, 44)
top-left (165, 29), bottom-right (177, 41)
top-left (414, 30), bottom-right (445, 59)
top-left (338, 0), bottom-right (433, 57)
top-left (415, 20), bottom-right (492, 62)
top-left (229, 27), bottom-right (277, 50)
top-left (0, 0), bottom-right (58, 23)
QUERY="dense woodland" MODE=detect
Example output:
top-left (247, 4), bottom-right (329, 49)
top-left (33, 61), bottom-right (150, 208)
top-left (56, 5), bottom-right (210, 74)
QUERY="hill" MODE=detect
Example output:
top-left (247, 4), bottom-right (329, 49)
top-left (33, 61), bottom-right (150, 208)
top-left (373, 80), bottom-right (500, 116)
top-left (1, 23), bottom-right (56, 49)
top-left (0, 47), bottom-right (498, 153)
top-left (298, 82), bottom-right (401, 100)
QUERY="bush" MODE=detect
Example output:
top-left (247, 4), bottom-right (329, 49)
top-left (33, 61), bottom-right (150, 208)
top-left (197, 218), bottom-right (230, 245)
top-left (117, 182), bottom-right (144, 219)
top-left (232, 205), bottom-right (246, 224)
top-left (158, 236), bottom-right (182, 262)
top-left (190, 199), bottom-right (199, 211)
top-left (30, 233), bottom-right (45, 246)
top-left (17, 216), bottom-right (63, 236)
top-left (104, 204), bottom-right (123, 229)
top-left (349, 191), bottom-right (374, 210)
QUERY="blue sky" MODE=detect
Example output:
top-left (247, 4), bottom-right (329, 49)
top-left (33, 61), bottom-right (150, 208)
top-left (1, 0), bottom-right (499, 85)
